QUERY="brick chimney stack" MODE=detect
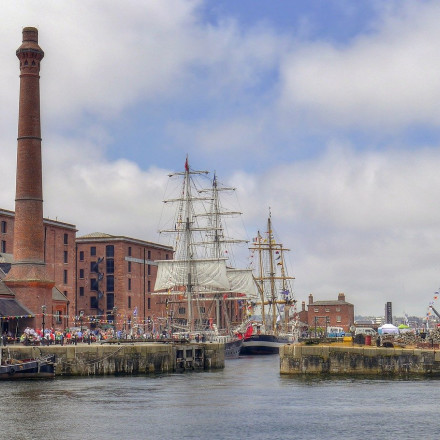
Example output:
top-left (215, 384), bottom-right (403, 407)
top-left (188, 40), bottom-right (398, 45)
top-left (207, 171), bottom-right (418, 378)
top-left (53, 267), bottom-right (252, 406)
top-left (4, 27), bottom-right (54, 325)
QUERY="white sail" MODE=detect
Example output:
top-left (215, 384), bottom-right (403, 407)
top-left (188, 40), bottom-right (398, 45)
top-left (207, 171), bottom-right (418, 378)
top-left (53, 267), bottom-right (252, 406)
top-left (226, 268), bottom-right (258, 298)
top-left (154, 258), bottom-right (230, 291)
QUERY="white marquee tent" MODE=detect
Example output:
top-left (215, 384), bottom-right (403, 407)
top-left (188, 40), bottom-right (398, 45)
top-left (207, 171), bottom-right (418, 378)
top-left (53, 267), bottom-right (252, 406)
top-left (378, 323), bottom-right (399, 335)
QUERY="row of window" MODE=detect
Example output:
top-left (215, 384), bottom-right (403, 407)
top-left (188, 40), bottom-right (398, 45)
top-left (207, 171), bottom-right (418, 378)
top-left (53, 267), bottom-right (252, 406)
top-left (79, 247), bottom-right (161, 262)
top-left (84, 294), bottom-right (153, 311)
top-left (79, 275), bottom-right (152, 293)
top-left (0, 232), bottom-right (168, 260)
top-left (128, 247), bottom-right (153, 260)
top-left (79, 261), bottom-right (152, 280)
top-left (313, 307), bottom-right (342, 313)
top-left (0, 227), bottom-right (70, 251)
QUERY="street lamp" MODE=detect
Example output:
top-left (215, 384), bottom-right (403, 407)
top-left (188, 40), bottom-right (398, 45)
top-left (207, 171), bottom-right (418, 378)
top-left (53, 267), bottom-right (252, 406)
top-left (79, 310), bottom-right (84, 336)
top-left (112, 306), bottom-right (117, 338)
top-left (42, 304), bottom-right (47, 345)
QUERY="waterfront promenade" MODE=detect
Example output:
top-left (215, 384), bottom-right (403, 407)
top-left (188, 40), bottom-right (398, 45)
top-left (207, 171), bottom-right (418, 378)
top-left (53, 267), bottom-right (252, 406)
top-left (0, 340), bottom-right (225, 375)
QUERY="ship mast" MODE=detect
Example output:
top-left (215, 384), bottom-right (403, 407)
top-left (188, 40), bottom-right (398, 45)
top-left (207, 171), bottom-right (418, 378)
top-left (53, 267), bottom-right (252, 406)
top-left (199, 173), bottom-right (247, 330)
top-left (267, 214), bottom-right (278, 335)
top-left (183, 159), bottom-right (193, 331)
top-left (154, 158), bottom-right (256, 335)
top-left (159, 156), bottom-right (209, 332)
top-left (249, 210), bottom-right (295, 335)
top-left (256, 231), bottom-right (266, 329)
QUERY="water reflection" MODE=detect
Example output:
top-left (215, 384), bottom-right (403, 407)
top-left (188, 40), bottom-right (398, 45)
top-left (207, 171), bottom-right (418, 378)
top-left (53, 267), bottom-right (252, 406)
top-left (0, 356), bottom-right (439, 439)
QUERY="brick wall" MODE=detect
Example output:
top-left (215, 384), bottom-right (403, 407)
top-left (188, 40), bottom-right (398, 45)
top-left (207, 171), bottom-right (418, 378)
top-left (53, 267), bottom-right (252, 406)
top-left (301, 293), bottom-right (355, 333)
top-left (0, 208), bottom-right (77, 308)
top-left (76, 235), bottom-right (173, 331)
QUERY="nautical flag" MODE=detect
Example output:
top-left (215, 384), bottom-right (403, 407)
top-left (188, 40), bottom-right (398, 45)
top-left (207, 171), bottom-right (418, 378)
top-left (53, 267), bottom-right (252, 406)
top-left (244, 324), bottom-right (253, 338)
top-left (185, 157), bottom-right (189, 171)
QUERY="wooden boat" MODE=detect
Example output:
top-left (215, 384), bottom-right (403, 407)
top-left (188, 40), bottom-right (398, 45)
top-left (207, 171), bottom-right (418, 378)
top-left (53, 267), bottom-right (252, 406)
top-left (0, 355), bottom-right (55, 379)
top-left (240, 212), bottom-right (297, 355)
top-left (153, 158), bottom-right (256, 358)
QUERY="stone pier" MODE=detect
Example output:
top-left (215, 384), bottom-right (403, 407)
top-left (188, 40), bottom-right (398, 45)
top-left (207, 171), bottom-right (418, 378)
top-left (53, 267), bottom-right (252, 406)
top-left (280, 344), bottom-right (440, 376)
top-left (0, 342), bottom-right (225, 376)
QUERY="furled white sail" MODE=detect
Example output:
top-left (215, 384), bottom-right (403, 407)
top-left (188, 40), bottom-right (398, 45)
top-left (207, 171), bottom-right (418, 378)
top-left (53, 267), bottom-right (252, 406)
top-left (226, 268), bottom-right (258, 298)
top-left (154, 258), bottom-right (230, 291)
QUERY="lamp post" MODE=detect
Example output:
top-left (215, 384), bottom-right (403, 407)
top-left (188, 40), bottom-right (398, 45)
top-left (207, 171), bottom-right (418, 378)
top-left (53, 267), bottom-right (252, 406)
top-left (112, 306), bottom-right (117, 338)
top-left (79, 310), bottom-right (84, 341)
top-left (79, 310), bottom-right (84, 332)
top-left (42, 304), bottom-right (46, 345)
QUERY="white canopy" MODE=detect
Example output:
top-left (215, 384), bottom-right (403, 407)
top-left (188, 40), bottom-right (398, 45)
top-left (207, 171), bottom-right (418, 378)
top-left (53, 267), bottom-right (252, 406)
top-left (378, 323), bottom-right (399, 335)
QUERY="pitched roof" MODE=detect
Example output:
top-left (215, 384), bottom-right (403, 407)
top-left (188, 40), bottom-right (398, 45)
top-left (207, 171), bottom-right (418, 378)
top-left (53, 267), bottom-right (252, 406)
top-left (0, 253), bottom-right (13, 264)
top-left (52, 286), bottom-right (68, 302)
top-left (310, 300), bottom-right (353, 306)
top-left (0, 297), bottom-right (34, 318)
top-left (78, 232), bottom-right (114, 239)
top-left (0, 278), bottom-right (14, 296)
top-left (76, 232), bottom-right (173, 251)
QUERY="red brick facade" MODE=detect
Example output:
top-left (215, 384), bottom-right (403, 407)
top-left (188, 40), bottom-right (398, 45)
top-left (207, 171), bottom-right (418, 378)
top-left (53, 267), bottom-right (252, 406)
top-left (0, 208), bottom-right (76, 329)
top-left (298, 293), bottom-right (355, 333)
top-left (75, 234), bottom-right (173, 332)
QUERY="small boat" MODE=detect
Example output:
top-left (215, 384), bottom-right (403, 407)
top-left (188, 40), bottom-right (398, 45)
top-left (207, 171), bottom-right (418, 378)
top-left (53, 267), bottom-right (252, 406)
top-left (0, 355), bottom-right (55, 379)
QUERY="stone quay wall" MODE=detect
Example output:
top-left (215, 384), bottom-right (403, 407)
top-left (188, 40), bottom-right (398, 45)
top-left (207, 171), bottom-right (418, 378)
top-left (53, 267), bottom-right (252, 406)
top-left (1, 342), bottom-right (225, 376)
top-left (280, 344), bottom-right (440, 376)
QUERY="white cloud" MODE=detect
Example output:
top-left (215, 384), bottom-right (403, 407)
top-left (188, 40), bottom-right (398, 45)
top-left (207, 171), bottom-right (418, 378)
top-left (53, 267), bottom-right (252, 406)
top-left (2, 0), bottom-right (440, 321)
top-left (280, 1), bottom-right (440, 129)
top-left (232, 144), bottom-right (440, 317)
top-left (43, 135), bottom-right (169, 240)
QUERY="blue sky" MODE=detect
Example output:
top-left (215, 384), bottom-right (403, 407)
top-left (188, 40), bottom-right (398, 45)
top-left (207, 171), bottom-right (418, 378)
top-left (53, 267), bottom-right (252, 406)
top-left (2, 0), bottom-right (440, 318)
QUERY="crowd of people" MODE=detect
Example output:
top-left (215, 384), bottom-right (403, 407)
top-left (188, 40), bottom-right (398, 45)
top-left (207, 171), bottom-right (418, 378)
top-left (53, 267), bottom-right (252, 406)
top-left (0, 326), bottom-right (178, 346)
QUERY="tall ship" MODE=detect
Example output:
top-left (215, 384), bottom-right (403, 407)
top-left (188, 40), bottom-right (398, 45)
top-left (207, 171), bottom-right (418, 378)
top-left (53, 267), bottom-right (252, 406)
top-left (239, 212), bottom-right (297, 355)
top-left (153, 158), bottom-right (257, 358)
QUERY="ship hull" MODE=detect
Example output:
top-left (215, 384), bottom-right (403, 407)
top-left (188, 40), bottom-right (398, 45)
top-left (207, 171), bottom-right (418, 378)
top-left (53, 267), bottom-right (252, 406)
top-left (240, 334), bottom-right (290, 355)
top-left (0, 357), bottom-right (55, 380)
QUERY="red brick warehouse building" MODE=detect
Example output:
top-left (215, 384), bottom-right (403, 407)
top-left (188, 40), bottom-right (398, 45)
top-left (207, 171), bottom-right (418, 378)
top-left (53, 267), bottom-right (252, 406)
top-left (75, 233), bottom-right (173, 332)
top-left (0, 208), bottom-right (76, 330)
top-left (298, 293), bottom-right (355, 334)
top-left (1, 208), bottom-right (175, 334)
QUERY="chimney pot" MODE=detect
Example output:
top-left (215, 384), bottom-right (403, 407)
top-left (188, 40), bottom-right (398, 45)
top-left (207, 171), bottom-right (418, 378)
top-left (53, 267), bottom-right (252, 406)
top-left (22, 27), bottom-right (38, 43)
